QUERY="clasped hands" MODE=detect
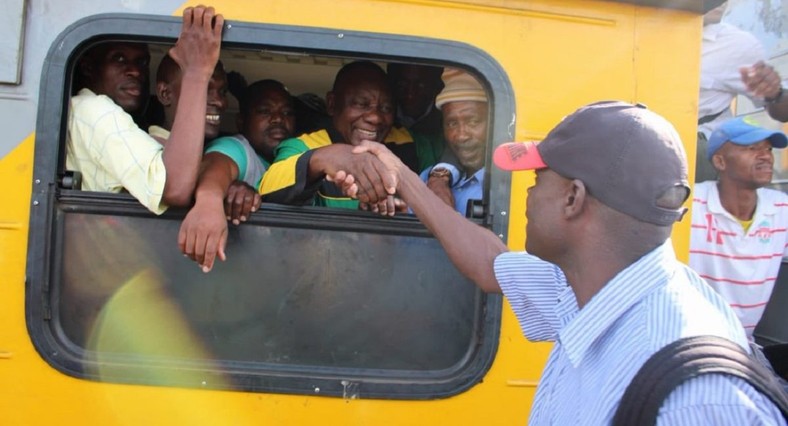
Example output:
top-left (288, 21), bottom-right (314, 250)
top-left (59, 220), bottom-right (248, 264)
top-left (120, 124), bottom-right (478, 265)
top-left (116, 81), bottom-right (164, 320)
top-left (327, 141), bottom-right (407, 216)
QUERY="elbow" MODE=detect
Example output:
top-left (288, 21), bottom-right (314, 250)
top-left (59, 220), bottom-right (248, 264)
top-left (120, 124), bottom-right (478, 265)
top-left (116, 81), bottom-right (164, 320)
top-left (161, 186), bottom-right (194, 207)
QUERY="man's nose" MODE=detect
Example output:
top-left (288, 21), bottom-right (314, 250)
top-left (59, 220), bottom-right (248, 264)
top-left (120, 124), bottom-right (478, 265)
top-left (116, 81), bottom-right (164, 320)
top-left (269, 111), bottom-right (283, 124)
top-left (208, 89), bottom-right (227, 110)
top-left (363, 107), bottom-right (383, 124)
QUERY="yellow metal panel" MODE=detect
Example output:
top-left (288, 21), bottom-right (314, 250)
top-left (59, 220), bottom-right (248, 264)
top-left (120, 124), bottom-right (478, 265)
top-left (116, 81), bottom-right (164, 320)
top-left (1, 0), bottom-right (703, 424)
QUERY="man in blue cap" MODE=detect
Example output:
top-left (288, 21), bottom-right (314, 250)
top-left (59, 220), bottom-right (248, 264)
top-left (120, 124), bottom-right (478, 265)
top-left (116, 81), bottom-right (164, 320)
top-left (689, 116), bottom-right (788, 388)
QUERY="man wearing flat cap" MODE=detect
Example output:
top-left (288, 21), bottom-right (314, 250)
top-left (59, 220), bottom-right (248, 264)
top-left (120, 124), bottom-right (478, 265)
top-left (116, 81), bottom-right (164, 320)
top-left (689, 116), bottom-right (788, 389)
top-left (335, 101), bottom-right (784, 423)
top-left (422, 68), bottom-right (488, 215)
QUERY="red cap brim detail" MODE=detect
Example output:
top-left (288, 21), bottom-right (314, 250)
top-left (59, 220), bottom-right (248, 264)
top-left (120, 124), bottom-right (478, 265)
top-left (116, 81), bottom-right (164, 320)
top-left (493, 142), bottom-right (547, 171)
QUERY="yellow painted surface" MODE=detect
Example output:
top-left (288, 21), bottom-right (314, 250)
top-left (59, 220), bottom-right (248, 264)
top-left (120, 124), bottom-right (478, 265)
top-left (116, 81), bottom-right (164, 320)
top-left (0, 0), bottom-right (701, 424)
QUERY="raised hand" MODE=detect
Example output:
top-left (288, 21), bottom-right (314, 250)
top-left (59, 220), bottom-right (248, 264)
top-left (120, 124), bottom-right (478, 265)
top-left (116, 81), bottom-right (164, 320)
top-left (168, 5), bottom-right (223, 78)
top-left (740, 61), bottom-right (782, 101)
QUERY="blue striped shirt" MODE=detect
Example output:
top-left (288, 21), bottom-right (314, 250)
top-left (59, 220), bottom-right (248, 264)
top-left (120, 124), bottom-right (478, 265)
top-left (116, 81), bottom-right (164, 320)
top-left (494, 241), bottom-right (785, 425)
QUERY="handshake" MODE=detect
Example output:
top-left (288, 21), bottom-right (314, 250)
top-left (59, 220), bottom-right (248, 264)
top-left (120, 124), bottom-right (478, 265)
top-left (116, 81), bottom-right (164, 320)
top-left (326, 140), bottom-right (409, 216)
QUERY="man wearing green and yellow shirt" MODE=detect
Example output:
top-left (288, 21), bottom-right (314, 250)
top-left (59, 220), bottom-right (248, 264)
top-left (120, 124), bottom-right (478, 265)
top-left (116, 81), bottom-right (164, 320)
top-left (259, 61), bottom-right (435, 209)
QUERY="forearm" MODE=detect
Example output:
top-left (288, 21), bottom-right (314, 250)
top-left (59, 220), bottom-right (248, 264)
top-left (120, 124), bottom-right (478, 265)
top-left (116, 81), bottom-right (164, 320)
top-left (767, 96), bottom-right (788, 122)
top-left (193, 157), bottom-right (236, 207)
top-left (161, 72), bottom-right (211, 205)
top-left (399, 166), bottom-right (507, 293)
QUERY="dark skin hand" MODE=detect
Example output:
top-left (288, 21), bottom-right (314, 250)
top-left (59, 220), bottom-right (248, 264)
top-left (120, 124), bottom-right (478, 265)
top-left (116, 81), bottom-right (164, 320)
top-left (740, 61), bottom-right (788, 122)
top-left (178, 153), bottom-right (260, 273)
top-left (308, 143), bottom-right (397, 204)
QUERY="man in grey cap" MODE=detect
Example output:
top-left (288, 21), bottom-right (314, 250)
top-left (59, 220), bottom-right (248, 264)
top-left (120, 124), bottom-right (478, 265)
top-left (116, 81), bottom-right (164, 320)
top-left (336, 101), bottom-right (784, 423)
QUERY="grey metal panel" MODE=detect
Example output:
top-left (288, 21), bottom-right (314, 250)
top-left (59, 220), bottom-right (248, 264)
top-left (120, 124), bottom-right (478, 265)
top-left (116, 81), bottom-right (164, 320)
top-left (0, 0), bottom-right (26, 84)
top-left (755, 261), bottom-right (788, 345)
top-left (0, 0), bottom-right (184, 160)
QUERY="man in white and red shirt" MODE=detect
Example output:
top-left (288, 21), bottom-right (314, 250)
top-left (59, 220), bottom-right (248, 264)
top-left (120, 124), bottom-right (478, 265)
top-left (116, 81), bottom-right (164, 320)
top-left (689, 116), bottom-right (788, 387)
top-left (690, 116), bottom-right (788, 337)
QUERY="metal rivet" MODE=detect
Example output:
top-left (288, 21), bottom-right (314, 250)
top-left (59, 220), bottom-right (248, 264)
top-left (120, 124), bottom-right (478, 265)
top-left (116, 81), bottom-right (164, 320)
top-left (337, 33), bottom-right (344, 39)
top-left (34, 179), bottom-right (40, 184)
top-left (33, 200), bottom-right (39, 206)
top-left (500, 211), bottom-right (507, 216)
top-left (201, 381), bottom-right (207, 386)
top-left (314, 387), bottom-right (320, 393)
top-left (226, 24), bottom-right (232, 29)
top-left (498, 234), bottom-right (504, 239)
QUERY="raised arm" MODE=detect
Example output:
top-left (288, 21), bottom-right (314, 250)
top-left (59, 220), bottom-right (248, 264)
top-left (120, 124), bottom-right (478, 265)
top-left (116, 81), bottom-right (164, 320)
top-left (160, 6), bottom-right (224, 206)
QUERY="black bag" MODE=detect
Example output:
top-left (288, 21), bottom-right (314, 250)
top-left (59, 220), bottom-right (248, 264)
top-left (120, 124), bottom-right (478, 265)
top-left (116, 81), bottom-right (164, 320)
top-left (612, 335), bottom-right (788, 426)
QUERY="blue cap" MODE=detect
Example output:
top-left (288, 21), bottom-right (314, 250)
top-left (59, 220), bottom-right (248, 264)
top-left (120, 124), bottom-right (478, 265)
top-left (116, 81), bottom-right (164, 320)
top-left (707, 117), bottom-right (788, 160)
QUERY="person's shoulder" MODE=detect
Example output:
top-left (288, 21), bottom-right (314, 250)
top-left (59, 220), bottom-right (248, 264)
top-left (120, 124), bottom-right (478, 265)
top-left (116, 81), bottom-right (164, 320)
top-left (758, 186), bottom-right (788, 210)
top-left (292, 129), bottom-right (331, 150)
top-left (692, 180), bottom-right (715, 200)
top-left (207, 134), bottom-right (245, 149)
top-left (716, 23), bottom-right (764, 53)
top-left (385, 126), bottom-right (416, 145)
top-left (660, 373), bottom-right (786, 424)
top-left (71, 88), bottom-right (123, 115)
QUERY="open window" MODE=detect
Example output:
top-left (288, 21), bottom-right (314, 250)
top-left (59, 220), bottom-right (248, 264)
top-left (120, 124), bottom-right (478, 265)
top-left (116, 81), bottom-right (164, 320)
top-left (27, 13), bottom-right (515, 399)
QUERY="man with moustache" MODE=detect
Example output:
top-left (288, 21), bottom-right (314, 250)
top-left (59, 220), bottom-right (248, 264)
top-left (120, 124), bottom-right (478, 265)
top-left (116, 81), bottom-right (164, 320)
top-left (420, 68), bottom-right (487, 215)
top-left (258, 61), bottom-right (420, 210)
top-left (66, 6), bottom-right (223, 214)
top-left (179, 79), bottom-right (296, 272)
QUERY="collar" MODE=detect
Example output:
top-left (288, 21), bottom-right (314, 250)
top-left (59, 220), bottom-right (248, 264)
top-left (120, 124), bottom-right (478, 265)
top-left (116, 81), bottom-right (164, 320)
top-left (148, 125), bottom-right (171, 143)
top-left (706, 182), bottom-right (777, 221)
top-left (558, 241), bottom-right (677, 367)
top-left (455, 167), bottom-right (485, 187)
top-left (703, 22), bottom-right (724, 41)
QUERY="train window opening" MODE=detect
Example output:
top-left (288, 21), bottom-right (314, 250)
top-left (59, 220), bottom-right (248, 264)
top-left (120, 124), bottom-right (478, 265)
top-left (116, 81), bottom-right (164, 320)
top-left (29, 14), bottom-right (514, 399)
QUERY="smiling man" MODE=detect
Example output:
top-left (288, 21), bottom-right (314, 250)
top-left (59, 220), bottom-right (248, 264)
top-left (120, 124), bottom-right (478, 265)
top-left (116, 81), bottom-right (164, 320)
top-left (420, 68), bottom-right (488, 215)
top-left (66, 6), bottom-right (224, 213)
top-left (152, 54), bottom-right (228, 143)
top-left (258, 61), bottom-right (422, 209)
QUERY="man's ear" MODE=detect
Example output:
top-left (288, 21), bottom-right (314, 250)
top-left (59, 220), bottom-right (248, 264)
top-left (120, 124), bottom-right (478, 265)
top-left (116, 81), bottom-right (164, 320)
top-left (564, 179), bottom-right (587, 220)
top-left (711, 152), bottom-right (725, 172)
top-left (325, 91), bottom-right (336, 116)
top-left (156, 81), bottom-right (173, 107)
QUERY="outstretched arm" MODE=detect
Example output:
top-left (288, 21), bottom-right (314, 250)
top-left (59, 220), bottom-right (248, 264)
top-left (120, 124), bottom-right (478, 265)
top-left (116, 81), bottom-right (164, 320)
top-left (346, 141), bottom-right (507, 293)
top-left (161, 6), bottom-right (224, 206)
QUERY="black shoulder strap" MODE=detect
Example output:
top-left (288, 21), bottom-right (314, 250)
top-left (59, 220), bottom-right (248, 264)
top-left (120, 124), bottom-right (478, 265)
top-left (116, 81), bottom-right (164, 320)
top-left (612, 335), bottom-right (788, 426)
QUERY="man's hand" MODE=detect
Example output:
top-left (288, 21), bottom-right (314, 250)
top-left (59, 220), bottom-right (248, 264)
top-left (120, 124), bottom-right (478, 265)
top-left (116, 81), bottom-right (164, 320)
top-left (310, 144), bottom-right (397, 204)
top-left (359, 196), bottom-right (408, 216)
top-left (178, 201), bottom-right (228, 273)
top-left (169, 6), bottom-right (223, 77)
top-left (224, 181), bottom-right (261, 225)
top-left (740, 61), bottom-right (782, 100)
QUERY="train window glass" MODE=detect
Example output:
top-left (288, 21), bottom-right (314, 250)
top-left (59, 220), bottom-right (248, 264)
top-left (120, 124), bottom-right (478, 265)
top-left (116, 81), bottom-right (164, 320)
top-left (29, 14), bottom-right (513, 399)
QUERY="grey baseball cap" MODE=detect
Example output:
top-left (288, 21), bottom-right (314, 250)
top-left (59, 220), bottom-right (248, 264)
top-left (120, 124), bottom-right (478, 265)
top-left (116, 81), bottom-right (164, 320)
top-left (493, 101), bottom-right (690, 226)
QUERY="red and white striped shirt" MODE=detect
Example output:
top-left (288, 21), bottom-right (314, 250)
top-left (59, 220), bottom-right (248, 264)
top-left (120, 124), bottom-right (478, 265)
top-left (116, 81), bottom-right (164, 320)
top-left (689, 181), bottom-right (788, 339)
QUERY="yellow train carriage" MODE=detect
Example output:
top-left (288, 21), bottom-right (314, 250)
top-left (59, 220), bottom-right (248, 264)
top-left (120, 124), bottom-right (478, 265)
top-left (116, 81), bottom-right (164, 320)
top-left (1, 0), bottom-right (715, 424)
